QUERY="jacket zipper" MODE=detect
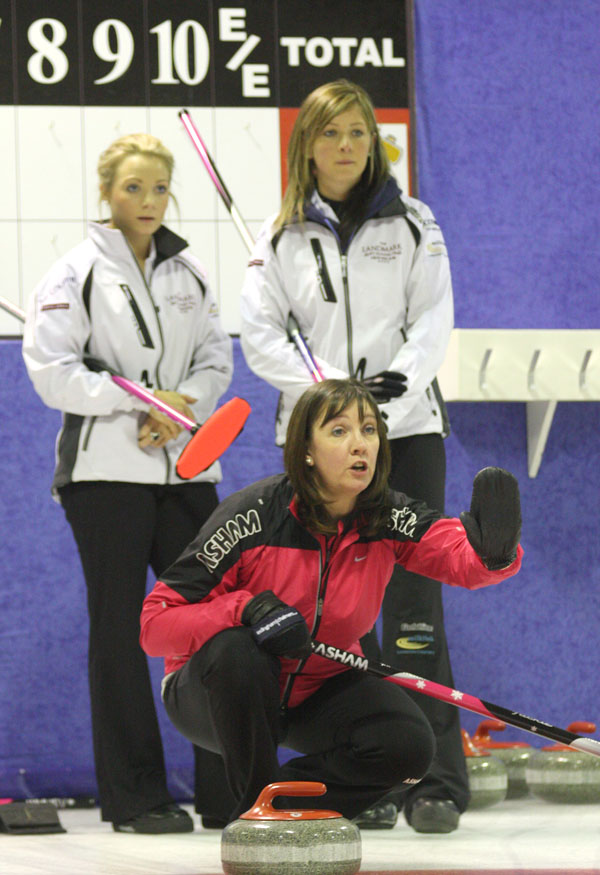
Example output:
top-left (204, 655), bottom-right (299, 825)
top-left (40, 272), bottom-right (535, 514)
top-left (340, 254), bottom-right (354, 375)
top-left (279, 535), bottom-right (336, 712)
top-left (128, 243), bottom-right (172, 482)
top-left (314, 217), bottom-right (356, 378)
top-left (129, 251), bottom-right (166, 388)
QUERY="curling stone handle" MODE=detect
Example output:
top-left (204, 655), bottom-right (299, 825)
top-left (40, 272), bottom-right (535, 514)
top-left (239, 781), bottom-right (345, 820)
top-left (461, 728), bottom-right (484, 757)
top-left (473, 719), bottom-right (507, 744)
top-left (542, 721), bottom-right (597, 751)
top-left (567, 721), bottom-right (596, 734)
top-left (252, 781), bottom-right (327, 815)
top-left (249, 782), bottom-right (326, 816)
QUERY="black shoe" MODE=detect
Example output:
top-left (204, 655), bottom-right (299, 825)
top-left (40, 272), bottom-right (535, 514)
top-left (407, 798), bottom-right (460, 834)
top-left (353, 801), bottom-right (398, 830)
top-left (113, 803), bottom-right (194, 834)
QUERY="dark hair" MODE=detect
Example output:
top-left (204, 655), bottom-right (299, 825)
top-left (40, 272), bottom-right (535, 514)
top-left (284, 379), bottom-right (391, 534)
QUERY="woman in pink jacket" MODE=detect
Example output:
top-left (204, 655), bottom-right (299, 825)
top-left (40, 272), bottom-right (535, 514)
top-left (141, 378), bottom-right (522, 825)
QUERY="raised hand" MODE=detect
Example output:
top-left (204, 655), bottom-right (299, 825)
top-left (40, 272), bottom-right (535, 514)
top-left (460, 467), bottom-right (521, 570)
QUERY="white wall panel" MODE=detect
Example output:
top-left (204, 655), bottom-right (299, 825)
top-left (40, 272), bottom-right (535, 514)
top-left (215, 108), bottom-right (281, 224)
top-left (17, 107), bottom-right (84, 220)
top-left (0, 108), bottom-right (18, 221)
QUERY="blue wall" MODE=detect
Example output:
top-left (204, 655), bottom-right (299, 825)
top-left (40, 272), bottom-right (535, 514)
top-left (414, 0), bottom-right (600, 329)
top-left (1, 0), bottom-right (599, 799)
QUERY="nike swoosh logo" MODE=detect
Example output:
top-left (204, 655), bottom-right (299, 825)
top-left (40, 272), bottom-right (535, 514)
top-left (354, 556), bottom-right (366, 562)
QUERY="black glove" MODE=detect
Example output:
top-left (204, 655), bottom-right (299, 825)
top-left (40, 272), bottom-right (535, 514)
top-left (83, 356), bottom-right (119, 376)
top-left (241, 590), bottom-right (312, 660)
top-left (362, 370), bottom-right (408, 402)
top-left (460, 467), bottom-right (522, 570)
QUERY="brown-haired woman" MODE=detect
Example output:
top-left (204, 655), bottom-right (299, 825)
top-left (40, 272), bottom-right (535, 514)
top-left (240, 78), bottom-right (463, 831)
top-left (141, 379), bottom-right (522, 827)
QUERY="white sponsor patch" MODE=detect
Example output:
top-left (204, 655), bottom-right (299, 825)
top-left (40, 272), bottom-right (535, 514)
top-left (196, 509), bottom-right (261, 570)
top-left (389, 506), bottom-right (417, 538)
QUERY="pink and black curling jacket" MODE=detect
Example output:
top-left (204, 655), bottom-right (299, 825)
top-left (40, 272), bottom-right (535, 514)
top-left (140, 474), bottom-right (523, 708)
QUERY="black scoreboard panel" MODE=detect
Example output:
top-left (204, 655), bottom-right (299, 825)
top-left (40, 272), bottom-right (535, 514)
top-left (1, 0), bottom-right (410, 108)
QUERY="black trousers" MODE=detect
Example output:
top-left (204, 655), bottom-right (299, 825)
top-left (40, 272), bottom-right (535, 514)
top-left (59, 480), bottom-right (219, 824)
top-left (361, 433), bottom-right (469, 816)
top-left (163, 627), bottom-right (436, 823)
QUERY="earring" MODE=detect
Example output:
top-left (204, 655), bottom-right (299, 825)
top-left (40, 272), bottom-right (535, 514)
top-left (305, 455), bottom-right (314, 466)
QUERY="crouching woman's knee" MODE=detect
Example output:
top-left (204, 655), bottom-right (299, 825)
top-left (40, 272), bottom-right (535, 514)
top-left (162, 627), bottom-right (281, 751)
top-left (370, 712), bottom-right (436, 789)
top-left (194, 626), bottom-right (281, 696)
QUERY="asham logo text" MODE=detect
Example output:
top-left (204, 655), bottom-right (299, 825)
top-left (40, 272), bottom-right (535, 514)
top-left (312, 642), bottom-right (369, 670)
top-left (196, 508), bottom-right (261, 571)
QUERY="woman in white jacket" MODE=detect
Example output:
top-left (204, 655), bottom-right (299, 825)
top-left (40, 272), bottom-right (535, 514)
top-left (22, 133), bottom-right (233, 834)
top-left (239, 79), bottom-right (464, 834)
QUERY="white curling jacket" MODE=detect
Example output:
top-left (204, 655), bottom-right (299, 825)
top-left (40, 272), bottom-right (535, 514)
top-left (23, 222), bottom-right (233, 494)
top-left (240, 178), bottom-right (453, 445)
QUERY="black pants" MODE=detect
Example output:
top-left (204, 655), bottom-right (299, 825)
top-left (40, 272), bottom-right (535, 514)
top-left (361, 433), bottom-right (469, 817)
top-left (59, 480), bottom-right (219, 824)
top-left (163, 628), bottom-right (436, 823)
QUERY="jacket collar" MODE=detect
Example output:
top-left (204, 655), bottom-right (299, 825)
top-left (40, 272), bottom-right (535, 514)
top-left (87, 221), bottom-right (189, 266)
top-left (303, 175), bottom-right (406, 227)
top-left (288, 493), bottom-right (362, 543)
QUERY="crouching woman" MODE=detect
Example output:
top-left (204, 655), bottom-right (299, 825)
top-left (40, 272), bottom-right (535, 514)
top-left (140, 378), bottom-right (522, 824)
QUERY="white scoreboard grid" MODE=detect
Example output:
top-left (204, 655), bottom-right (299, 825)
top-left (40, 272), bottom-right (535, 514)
top-left (0, 0), bottom-right (413, 335)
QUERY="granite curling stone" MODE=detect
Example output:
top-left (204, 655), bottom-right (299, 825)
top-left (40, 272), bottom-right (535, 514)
top-left (472, 718), bottom-right (534, 799)
top-left (526, 721), bottom-right (600, 804)
top-left (221, 781), bottom-right (361, 875)
top-left (462, 728), bottom-right (508, 810)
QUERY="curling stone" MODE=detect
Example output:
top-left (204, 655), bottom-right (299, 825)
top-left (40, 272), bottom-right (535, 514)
top-left (462, 728), bottom-right (508, 810)
top-left (525, 721), bottom-right (600, 804)
top-left (221, 781), bottom-right (361, 875)
top-left (472, 719), bottom-right (534, 799)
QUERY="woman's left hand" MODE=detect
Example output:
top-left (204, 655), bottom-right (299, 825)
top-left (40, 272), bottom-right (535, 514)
top-left (460, 467), bottom-right (521, 570)
top-left (138, 392), bottom-right (197, 450)
top-left (138, 414), bottom-right (179, 449)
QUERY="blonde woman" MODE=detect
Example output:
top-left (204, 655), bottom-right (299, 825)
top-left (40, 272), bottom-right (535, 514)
top-left (23, 133), bottom-right (233, 833)
top-left (240, 79), bottom-right (463, 833)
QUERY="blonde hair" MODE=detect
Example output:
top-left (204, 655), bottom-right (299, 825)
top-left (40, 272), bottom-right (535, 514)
top-left (276, 79), bottom-right (390, 230)
top-left (98, 133), bottom-right (175, 206)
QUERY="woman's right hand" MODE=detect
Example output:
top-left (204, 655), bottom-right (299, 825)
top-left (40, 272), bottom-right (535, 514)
top-left (152, 390), bottom-right (197, 425)
top-left (241, 590), bottom-right (312, 660)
